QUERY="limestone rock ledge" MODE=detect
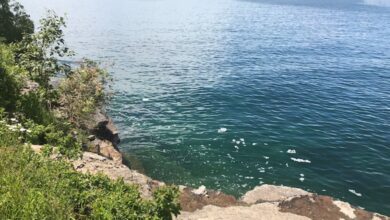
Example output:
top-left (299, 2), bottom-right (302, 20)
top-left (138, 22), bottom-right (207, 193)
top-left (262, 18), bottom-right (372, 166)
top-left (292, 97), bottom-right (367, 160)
top-left (72, 152), bottom-right (163, 198)
top-left (176, 184), bottom-right (389, 220)
top-left (177, 203), bottom-right (310, 220)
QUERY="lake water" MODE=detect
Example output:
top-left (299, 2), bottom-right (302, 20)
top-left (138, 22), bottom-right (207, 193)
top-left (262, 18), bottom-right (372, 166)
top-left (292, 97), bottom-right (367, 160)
top-left (21, 0), bottom-right (390, 214)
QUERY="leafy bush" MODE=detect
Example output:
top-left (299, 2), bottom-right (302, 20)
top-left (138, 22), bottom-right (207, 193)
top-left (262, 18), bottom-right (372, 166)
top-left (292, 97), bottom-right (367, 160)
top-left (58, 60), bottom-right (110, 129)
top-left (0, 43), bottom-right (25, 112)
top-left (0, 109), bottom-right (21, 147)
top-left (0, 144), bottom-right (180, 219)
top-left (20, 120), bottom-right (82, 157)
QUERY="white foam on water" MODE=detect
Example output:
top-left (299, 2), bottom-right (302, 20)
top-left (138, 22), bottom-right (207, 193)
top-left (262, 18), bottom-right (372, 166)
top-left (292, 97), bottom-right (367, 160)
top-left (142, 98), bottom-right (149, 101)
top-left (232, 139), bottom-right (236, 143)
top-left (300, 173), bottom-right (304, 177)
top-left (299, 177), bottom-right (305, 182)
top-left (285, 163), bottom-right (289, 167)
top-left (236, 141), bottom-right (240, 145)
top-left (252, 143), bottom-right (257, 146)
top-left (218, 127), bottom-right (227, 133)
top-left (264, 143), bottom-right (268, 146)
top-left (234, 145), bottom-right (239, 150)
top-left (240, 138), bottom-right (245, 142)
top-left (287, 149), bottom-right (296, 154)
top-left (291, 157), bottom-right (311, 163)
top-left (263, 156), bottom-right (269, 159)
top-left (348, 189), bottom-right (362, 197)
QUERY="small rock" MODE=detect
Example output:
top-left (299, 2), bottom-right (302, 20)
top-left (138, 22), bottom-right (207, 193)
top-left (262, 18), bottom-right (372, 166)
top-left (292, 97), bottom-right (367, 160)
top-left (76, 163), bottom-right (85, 169)
top-left (192, 185), bottom-right (207, 196)
top-left (179, 185), bottom-right (187, 192)
top-left (88, 135), bottom-right (96, 141)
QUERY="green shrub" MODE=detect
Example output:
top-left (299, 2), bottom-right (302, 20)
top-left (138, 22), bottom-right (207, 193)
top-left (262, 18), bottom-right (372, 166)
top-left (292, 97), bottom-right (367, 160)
top-left (0, 43), bottom-right (25, 112)
top-left (18, 90), bottom-right (57, 125)
top-left (58, 60), bottom-right (110, 129)
top-left (22, 120), bottom-right (82, 158)
top-left (0, 110), bottom-right (21, 147)
top-left (0, 144), bottom-right (180, 219)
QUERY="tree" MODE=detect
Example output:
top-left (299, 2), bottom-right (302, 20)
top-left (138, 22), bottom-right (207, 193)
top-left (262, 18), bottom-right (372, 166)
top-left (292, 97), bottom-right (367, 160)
top-left (0, 0), bottom-right (34, 43)
top-left (14, 11), bottom-right (73, 106)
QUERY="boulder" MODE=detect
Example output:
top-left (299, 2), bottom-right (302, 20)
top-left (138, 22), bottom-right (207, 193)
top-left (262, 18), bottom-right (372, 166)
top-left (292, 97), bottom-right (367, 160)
top-left (87, 109), bottom-right (120, 146)
top-left (241, 184), bottom-right (311, 204)
top-left (99, 139), bottom-right (122, 164)
top-left (89, 138), bottom-right (122, 164)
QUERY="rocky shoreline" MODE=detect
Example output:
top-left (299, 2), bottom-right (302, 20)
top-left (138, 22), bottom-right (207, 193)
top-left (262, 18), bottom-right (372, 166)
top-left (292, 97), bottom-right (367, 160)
top-left (36, 110), bottom-right (389, 220)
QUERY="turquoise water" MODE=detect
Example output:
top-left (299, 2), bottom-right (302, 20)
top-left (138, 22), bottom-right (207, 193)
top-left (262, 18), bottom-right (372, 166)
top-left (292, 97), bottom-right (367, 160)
top-left (22, 0), bottom-right (390, 214)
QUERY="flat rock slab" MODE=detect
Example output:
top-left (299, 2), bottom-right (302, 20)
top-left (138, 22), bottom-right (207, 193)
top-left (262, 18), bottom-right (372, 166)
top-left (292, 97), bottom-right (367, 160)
top-left (241, 184), bottom-right (311, 204)
top-left (73, 152), bottom-right (163, 198)
top-left (176, 203), bottom-right (310, 220)
top-left (279, 195), bottom-right (389, 220)
top-left (179, 187), bottom-right (242, 212)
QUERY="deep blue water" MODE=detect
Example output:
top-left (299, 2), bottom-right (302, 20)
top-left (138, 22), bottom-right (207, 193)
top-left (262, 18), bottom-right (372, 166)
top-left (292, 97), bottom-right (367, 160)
top-left (22, 0), bottom-right (390, 214)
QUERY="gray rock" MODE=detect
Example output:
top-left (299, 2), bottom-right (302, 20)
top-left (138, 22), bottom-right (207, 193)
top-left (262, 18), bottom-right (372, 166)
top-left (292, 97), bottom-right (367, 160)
top-left (88, 135), bottom-right (96, 141)
top-left (176, 203), bottom-right (310, 220)
top-left (87, 109), bottom-right (120, 147)
top-left (191, 185), bottom-right (207, 196)
top-left (241, 184), bottom-right (311, 204)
